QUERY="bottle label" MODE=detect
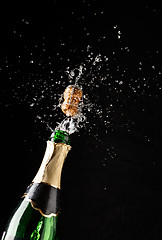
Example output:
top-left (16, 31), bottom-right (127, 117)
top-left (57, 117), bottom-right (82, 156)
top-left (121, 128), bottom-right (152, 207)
top-left (24, 182), bottom-right (61, 218)
top-left (33, 141), bottom-right (71, 189)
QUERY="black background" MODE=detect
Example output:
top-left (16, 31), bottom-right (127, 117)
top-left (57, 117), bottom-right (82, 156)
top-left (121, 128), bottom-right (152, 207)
top-left (0, 1), bottom-right (162, 239)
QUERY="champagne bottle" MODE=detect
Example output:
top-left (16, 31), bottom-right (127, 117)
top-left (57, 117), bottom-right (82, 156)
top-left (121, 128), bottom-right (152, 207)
top-left (2, 130), bottom-right (71, 240)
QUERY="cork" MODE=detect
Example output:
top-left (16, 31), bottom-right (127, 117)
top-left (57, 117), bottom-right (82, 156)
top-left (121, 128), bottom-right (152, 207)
top-left (61, 85), bottom-right (82, 116)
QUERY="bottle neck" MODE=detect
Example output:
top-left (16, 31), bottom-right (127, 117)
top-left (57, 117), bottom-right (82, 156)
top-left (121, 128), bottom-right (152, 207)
top-left (52, 130), bottom-right (71, 145)
top-left (33, 131), bottom-right (71, 189)
top-left (24, 130), bottom-right (71, 217)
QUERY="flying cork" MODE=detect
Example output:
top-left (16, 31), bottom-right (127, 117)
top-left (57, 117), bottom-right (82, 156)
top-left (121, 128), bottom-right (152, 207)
top-left (61, 85), bottom-right (83, 117)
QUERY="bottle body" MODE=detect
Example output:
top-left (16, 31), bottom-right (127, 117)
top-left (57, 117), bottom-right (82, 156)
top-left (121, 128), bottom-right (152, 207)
top-left (2, 130), bottom-right (71, 240)
top-left (2, 197), bottom-right (60, 240)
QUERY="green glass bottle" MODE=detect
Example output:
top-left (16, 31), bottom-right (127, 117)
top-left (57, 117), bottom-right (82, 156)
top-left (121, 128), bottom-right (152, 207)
top-left (2, 130), bottom-right (71, 240)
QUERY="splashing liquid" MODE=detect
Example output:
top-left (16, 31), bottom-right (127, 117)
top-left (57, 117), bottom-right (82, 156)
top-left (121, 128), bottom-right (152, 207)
top-left (4, 24), bottom-right (161, 146)
top-left (53, 66), bottom-right (85, 135)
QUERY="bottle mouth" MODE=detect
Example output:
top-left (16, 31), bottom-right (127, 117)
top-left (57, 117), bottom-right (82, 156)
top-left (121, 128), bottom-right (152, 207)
top-left (51, 130), bottom-right (71, 145)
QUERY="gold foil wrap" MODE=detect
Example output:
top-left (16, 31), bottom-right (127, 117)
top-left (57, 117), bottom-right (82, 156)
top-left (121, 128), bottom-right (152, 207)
top-left (33, 141), bottom-right (71, 189)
